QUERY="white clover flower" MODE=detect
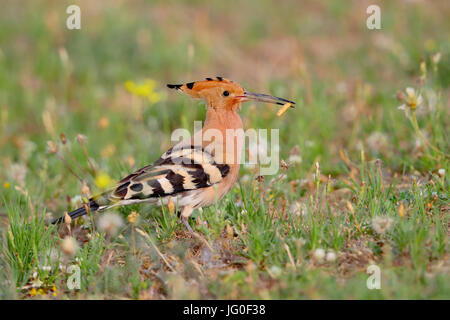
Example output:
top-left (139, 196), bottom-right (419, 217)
top-left (326, 250), bottom-right (337, 262)
top-left (313, 248), bottom-right (326, 262)
top-left (97, 212), bottom-right (124, 236)
top-left (269, 265), bottom-right (282, 277)
top-left (438, 169), bottom-right (445, 177)
top-left (372, 216), bottom-right (393, 234)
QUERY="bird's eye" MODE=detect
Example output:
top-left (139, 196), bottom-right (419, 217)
top-left (223, 90), bottom-right (230, 97)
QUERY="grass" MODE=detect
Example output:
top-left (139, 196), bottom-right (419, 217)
top-left (0, 0), bottom-right (449, 299)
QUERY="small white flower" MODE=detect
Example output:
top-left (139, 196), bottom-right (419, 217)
top-left (269, 266), bottom-right (282, 277)
top-left (438, 169), bottom-right (445, 177)
top-left (313, 248), bottom-right (326, 262)
top-left (31, 277), bottom-right (43, 288)
top-left (326, 250), bottom-right (337, 262)
top-left (398, 87), bottom-right (423, 116)
top-left (372, 216), bottom-right (393, 234)
top-left (97, 212), bottom-right (124, 236)
top-left (41, 266), bottom-right (52, 272)
top-left (405, 87), bottom-right (423, 110)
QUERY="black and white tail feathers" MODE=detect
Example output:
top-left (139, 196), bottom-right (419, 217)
top-left (51, 199), bottom-right (100, 225)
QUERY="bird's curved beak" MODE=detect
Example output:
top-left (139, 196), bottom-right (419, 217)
top-left (236, 91), bottom-right (295, 106)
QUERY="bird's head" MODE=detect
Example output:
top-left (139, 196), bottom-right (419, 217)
top-left (167, 77), bottom-right (295, 111)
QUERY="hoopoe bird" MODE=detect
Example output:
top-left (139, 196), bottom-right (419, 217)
top-left (53, 77), bottom-right (295, 233)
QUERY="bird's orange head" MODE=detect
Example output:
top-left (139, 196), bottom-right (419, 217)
top-left (167, 77), bottom-right (295, 111)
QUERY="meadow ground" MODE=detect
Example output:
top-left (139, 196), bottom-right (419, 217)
top-left (0, 0), bottom-right (448, 299)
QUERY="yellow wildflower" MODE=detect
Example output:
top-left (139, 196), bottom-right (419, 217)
top-left (95, 172), bottom-right (113, 189)
top-left (4, 182), bottom-right (10, 188)
top-left (125, 79), bottom-right (162, 104)
top-left (127, 211), bottom-right (140, 225)
top-left (30, 288), bottom-right (37, 296)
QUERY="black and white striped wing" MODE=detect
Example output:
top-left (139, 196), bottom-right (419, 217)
top-left (111, 146), bottom-right (230, 201)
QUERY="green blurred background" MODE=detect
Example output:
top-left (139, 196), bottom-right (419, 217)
top-left (1, 0), bottom-right (448, 179)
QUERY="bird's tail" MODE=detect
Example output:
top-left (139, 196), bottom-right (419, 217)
top-left (51, 190), bottom-right (115, 225)
top-left (51, 199), bottom-right (100, 225)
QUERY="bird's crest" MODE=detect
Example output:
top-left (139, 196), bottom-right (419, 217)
top-left (167, 77), bottom-right (236, 98)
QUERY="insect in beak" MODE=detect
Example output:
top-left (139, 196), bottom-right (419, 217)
top-left (236, 91), bottom-right (295, 106)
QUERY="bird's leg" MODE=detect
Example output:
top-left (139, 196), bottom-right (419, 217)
top-left (181, 215), bottom-right (195, 236)
top-left (179, 207), bottom-right (195, 236)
